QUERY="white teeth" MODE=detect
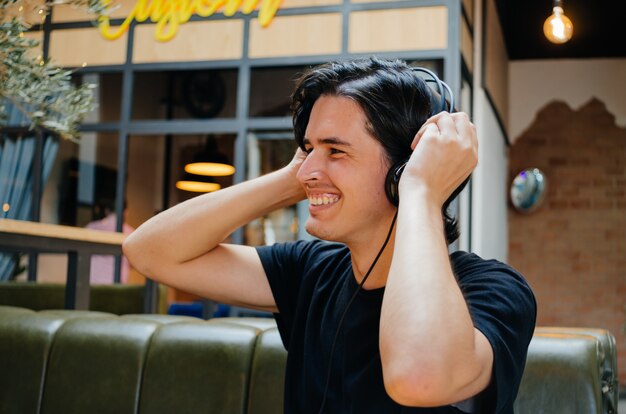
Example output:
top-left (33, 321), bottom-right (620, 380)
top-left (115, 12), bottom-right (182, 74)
top-left (309, 195), bottom-right (338, 206)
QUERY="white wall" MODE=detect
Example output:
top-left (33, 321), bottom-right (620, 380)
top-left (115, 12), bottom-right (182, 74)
top-left (468, 0), bottom-right (509, 262)
top-left (471, 90), bottom-right (509, 261)
top-left (509, 59), bottom-right (626, 142)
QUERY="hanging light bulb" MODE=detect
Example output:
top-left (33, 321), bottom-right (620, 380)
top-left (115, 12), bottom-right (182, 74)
top-left (543, 0), bottom-right (573, 44)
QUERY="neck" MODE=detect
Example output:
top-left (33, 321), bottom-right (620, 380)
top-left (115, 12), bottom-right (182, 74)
top-left (348, 214), bottom-right (397, 290)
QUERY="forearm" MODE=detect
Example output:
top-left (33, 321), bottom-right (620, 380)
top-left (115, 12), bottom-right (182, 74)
top-left (380, 189), bottom-right (483, 405)
top-left (123, 166), bottom-right (305, 275)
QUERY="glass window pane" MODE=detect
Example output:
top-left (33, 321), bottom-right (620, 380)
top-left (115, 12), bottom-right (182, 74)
top-left (124, 133), bottom-right (235, 302)
top-left (131, 69), bottom-right (238, 120)
top-left (122, 133), bottom-right (237, 229)
top-left (245, 131), bottom-right (299, 245)
top-left (41, 132), bottom-right (119, 227)
top-left (37, 132), bottom-right (125, 283)
top-left (126, 134), bottom-right (165, 227)
top-left (73, 72), bottom-right (123, 122)
top-left (249, 65), bottom-right (309, 118)
top-left (168, 134), bottom-right (237, 207)
top-left (408, 60), bottom-right (449, 109)
top-left (407, 59), bottom-right (444, 79)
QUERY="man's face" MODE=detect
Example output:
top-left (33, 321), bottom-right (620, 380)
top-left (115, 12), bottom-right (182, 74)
top-left (296, 95), bottom-right (396, 246)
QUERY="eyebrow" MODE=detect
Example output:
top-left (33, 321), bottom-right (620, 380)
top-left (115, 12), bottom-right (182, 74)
top-left (303, 137), bottom-right (353, 147)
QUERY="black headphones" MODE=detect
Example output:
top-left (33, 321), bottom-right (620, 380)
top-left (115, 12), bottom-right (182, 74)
top-left (384, 67), bottom-right (455, 207)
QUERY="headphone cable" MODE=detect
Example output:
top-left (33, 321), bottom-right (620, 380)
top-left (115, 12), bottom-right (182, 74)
top-left (317, 211), bottom-right (398, 414)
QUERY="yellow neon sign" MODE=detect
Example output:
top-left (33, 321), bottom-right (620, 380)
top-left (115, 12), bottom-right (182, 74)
top-left (98, 0), bottom-right (283, 42)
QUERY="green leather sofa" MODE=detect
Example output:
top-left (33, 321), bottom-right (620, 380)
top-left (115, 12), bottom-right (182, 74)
top-left (0, 306), bottom-right (618, 414)
top-left (0, 282), bottom-right (168, 314)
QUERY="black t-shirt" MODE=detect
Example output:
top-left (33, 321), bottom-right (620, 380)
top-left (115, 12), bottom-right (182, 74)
top-left (256, 240), bottom-right (536, 414)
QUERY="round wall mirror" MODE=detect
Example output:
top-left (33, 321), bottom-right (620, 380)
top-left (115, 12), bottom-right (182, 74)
top-left (510, 168), bottom-right (548, 213)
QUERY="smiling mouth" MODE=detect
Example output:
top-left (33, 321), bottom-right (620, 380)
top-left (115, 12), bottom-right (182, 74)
top-left (308, 194), bottom-right (340, 206)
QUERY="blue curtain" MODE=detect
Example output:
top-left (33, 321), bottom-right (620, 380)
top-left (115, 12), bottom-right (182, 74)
top-left (0, 106), bottom-right (60, 280)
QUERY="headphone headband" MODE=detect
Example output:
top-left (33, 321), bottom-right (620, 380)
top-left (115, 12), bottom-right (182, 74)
top-left (410, 67), bottom-right (455, 115)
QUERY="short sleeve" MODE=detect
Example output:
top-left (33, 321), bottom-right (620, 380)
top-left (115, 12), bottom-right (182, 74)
top-left (256, 240), bottom-right (323, 349)
top-left (451, 252), bottom-right (537, 413)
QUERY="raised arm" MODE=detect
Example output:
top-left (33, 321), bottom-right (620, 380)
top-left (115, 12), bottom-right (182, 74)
top-left (123, 150), bottom-right (307, 312)
top-left (379, 112), bottom-right (492, 407)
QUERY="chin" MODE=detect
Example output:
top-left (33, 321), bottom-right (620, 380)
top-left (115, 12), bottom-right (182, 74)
top-left (305, 220), bottom-right (342, 243)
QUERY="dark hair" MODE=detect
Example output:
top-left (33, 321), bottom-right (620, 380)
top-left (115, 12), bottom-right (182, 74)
top-left (291, 57), bottom-right (468, 244)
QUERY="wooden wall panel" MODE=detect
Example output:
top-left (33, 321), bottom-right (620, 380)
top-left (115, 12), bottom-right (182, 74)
top-left (49, 28), bottom-right (127, 67)
top-left (461, 15), bottom-right (473, 73)
top-left (52, 1), bottom-right (131, 23)
top-left (462, 0), bottom-right (473, 25)
top-left (51, 0), bottom-right (340, 24)
top-left (483, 0), bottom-right (509, 133)
top-left (281, 0), bottom-right (340, 7)
top-left (3, 0), bottom-right (46, 25)
top-left (23, 31), bottom-right (44, 61)
top-left (249, 13), bottom-right (342, 58)
top-left (133, 20), bottom-right (244, 63)
top-left (349, 7), bottom-right (447, 53)
top-left (351, 0), bottom-right (411, 4)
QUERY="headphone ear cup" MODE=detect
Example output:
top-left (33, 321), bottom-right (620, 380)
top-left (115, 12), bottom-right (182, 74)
top-left (385, 160), bottom-right (408, 207)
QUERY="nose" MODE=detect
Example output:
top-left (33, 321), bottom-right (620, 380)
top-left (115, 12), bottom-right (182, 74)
top-left (296, 149), bottom-right (325, 184)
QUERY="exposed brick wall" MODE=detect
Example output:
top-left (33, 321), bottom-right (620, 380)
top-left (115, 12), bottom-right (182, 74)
top-left (508, 98), bottom-right (626, 388)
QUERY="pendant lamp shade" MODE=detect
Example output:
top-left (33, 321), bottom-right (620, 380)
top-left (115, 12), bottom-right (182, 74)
top-left (176, 172), bottom-right (221, 193)
top-left (184, 137), bottom-right (235, 177)
top-left (176, 180), bottom-right (221, 193)
top-left (177, 137), bottom-right (233, 192)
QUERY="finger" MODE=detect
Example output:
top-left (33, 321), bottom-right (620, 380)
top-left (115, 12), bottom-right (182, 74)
top-left (416, 111), bottom-right (448, 137)
top-left (425, 110), bottom-right (449, 124)
top-left (410, 133), bottom-right (421, 150)
top-left (451, 113), bottom-right (478, 149)
top-left (411, 123), bottom-right (439, 150)
top-left (434, 111), bottom-right (457, 139)
top-left (425, 111), bottom-right (472, 129)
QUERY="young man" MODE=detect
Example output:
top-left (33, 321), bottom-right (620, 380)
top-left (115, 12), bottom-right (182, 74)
top-left (123, 58), bottom-right (536, 413)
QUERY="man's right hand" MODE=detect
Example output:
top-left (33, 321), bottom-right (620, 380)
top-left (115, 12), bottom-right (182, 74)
top-left (286, 147), bottom-right (309, 181)
top-left (123, 153), bottom-right (307, 312)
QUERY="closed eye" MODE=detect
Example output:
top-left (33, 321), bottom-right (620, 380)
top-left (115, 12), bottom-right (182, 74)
top-left (329, 148), bottom-right (345, 156)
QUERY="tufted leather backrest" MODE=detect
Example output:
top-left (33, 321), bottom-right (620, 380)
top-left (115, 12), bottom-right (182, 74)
top-left (0, 307), bottom-right (116, 414)
top-left (0, 311), bottom-right (68, 414)
top-left (533, 327), bottom-right (619, 414)
top-left (0, 307), bottom-right (618, 414)
top-left (139, 321), bottom-right (260, 414)
top-left (514, 332), bottom-right (605, 414)
top-left (41, 317), bottom-right (161, 414)
top-left (247, 327), bottom-right (286, 414)
top-left (0, 283), bottom-right (168, 315)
